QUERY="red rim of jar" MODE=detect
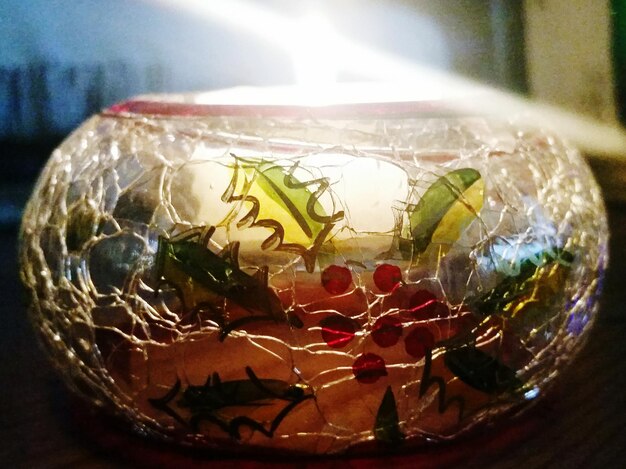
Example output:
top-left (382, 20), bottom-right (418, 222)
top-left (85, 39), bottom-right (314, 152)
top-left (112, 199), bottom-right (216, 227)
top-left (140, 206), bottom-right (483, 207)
top-left (103, 98), bottom-right (477, 120)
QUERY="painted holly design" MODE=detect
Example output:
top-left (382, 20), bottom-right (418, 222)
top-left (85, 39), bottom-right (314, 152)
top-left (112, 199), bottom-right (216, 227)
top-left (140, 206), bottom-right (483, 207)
top-left (314, 258), bottom-right (542, 443)
top-left (222, 156), bottom-right (344, 273)
top-left (316, 263), bottom-right (446, 385)
top-left (149, 367), bottom-right (314, 439)
top-left (147, 159), bottom-right (571, 445)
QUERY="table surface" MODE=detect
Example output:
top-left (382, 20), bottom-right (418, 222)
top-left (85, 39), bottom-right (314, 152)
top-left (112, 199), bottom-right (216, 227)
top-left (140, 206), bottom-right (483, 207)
top-left (2, 200), bottom-right (625, 469)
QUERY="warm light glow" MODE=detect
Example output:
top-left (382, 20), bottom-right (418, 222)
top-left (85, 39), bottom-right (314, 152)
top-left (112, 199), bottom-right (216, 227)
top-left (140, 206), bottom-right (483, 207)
top-left (146, 0), bottom-right (626, 160)
top-left (145, 0), bottom-right (459, 86)
top-left (291, 13), bottom-right (339, 86)
top-left (147, 0), bottom-right (293, 49)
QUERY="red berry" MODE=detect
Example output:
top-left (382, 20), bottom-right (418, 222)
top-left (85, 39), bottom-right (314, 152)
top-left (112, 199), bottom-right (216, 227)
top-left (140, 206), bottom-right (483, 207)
top-left (372, 315), bottom-right (402, 348)
top-left (352, 353), bottom-right (387, 384)
top-left (321, 265), bottom-right (352, 294)
top-left (408, 290), bottom-right (442, 319)
top-left (373, 264), bottom-right (402, 292)
top-left (404, 327), bottom-right (435, 359)
top-left (320, 315), bottom-right (357, 348)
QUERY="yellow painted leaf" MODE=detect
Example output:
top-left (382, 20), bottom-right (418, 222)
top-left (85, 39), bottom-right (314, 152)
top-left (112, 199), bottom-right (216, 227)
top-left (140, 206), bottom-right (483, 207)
top-left (244, 163), bottom-right (325, 246)
top-left (409, 168), bottom-right (483, 258)
top-left (430, 177), bottom-right (484, 249)
top-left (222, 156), bottom-right (343, 272)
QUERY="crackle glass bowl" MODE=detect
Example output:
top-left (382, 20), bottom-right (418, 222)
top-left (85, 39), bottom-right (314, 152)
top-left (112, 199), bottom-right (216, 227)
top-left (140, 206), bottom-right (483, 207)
top-left (19, 90), bottom-right (607, 455)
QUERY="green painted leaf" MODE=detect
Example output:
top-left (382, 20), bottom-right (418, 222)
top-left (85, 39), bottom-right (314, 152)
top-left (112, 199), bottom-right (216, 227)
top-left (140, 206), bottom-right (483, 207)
top-left (252, 162), bottom-right (327, 241)
top-left (149, 367), bottom-right (313, 440)
top-left (374, 386), bottom-right (404, 444)
top-left (224, 157), bottom-right (344, 272)
top-left (444, 346), bottom-right (521, 394)
top-left (179, 370), bottom-right (306, 412)
top-left (156, 227), bottom-right (288, 332)
top-left (475, 248), bottom-right (573, 317)
top-left (410, 168), bottom-right (482, 256)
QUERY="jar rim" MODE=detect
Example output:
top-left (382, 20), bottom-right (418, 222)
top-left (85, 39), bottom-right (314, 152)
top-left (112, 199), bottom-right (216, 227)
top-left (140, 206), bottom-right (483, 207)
top-left (103, 98), bottom-right (482, 120)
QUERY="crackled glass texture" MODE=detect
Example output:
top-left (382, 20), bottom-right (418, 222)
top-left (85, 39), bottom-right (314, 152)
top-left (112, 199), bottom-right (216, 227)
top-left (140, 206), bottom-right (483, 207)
top-left (20, 100), bottom-right (607, 454)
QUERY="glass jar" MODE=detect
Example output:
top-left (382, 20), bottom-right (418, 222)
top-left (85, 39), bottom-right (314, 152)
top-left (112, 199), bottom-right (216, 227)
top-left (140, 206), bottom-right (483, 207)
top-left (19, 94), bottom-right (607, 454)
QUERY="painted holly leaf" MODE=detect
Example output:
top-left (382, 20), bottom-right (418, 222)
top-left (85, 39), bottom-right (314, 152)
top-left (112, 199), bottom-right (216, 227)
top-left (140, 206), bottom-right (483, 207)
top-left (408, 168), bottom-right (483, 259)
top-left (155, 226), bottom-right (302, 338)
top-left (444, 346), bottom-right (521, 394)
top-left (222, 156), bottom-right (344, 272)
top-left (148, 367), bottom-right (313, 439)
top-left (179, 369), bottom-right (309, 412)
top-left (374, 385), bottom-right (404, 445)
top-left (475, 247), bottom-right (573, 317)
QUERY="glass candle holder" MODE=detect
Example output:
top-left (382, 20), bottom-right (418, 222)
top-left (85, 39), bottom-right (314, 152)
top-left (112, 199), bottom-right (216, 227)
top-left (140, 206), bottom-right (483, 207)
top-left (19, 93), bottom-right (607, 455)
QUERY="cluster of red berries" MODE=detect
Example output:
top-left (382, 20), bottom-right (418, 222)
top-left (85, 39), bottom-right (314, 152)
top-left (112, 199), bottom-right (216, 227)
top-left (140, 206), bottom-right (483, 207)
top-left (318, 264), bottom-right (451, 384)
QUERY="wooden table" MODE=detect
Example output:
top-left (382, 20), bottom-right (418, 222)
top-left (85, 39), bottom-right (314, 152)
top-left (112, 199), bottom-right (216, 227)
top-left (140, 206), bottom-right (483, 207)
top-left (2, 202), bottom-right (625, 469)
